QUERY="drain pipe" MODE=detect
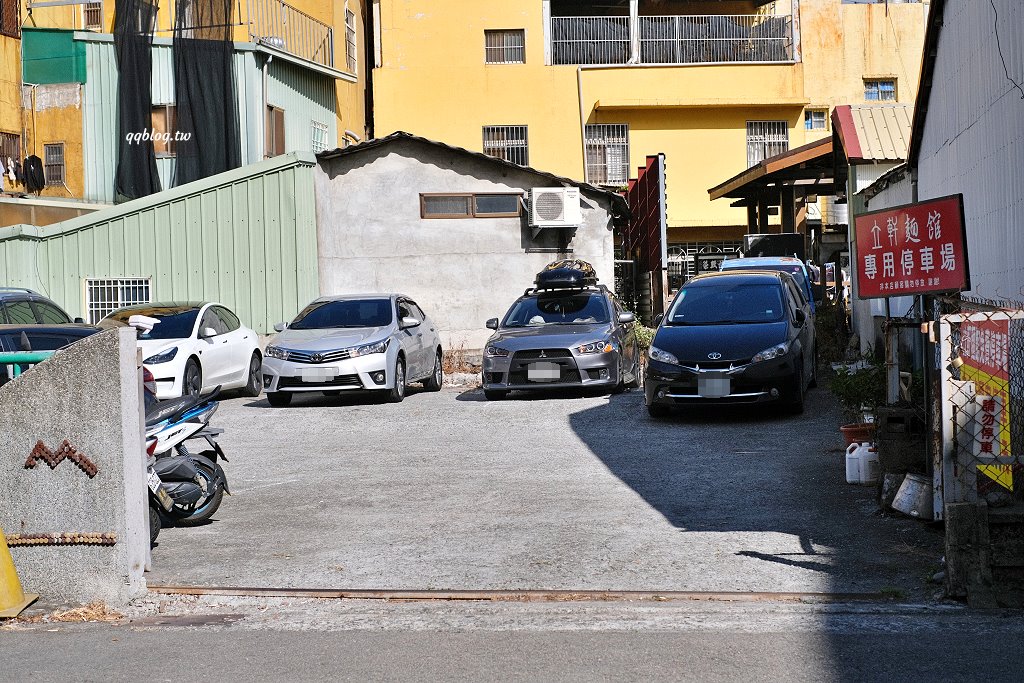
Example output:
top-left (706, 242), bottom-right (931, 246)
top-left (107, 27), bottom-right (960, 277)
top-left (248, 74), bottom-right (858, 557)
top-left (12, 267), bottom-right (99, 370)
top-left (577, 66), bottom-right (587, 181)
top-left (262, 54), bottom-right (273, 157)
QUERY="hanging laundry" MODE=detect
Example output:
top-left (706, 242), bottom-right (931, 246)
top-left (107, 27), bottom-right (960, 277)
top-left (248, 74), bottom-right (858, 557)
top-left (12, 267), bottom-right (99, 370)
top-left (0, 157), bottom-right (5, 192)
top-left (12, 157), bottom-right (23, 184)
top-left (6, 157), bottom-right (14, 183)
top-left (23, 156), bottom-right (45, 193)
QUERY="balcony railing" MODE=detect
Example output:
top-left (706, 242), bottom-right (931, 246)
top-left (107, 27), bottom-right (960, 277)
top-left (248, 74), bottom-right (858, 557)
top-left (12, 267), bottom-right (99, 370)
top-left (246, 0), bottom-right (334, 68)
top-left (551, 14), bottom-right (794, 66)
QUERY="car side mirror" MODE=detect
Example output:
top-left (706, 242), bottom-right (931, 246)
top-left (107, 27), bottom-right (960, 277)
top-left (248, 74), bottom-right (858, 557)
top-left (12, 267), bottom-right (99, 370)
top-left (794, 309), bottom-right (807, 325)
top-left (73, 317), bottom-right (85, 324)
top-left (617, 312), bottom-right (635, 324)
top-left (653, 313), bottom-right (664, 327)
top-left (200, 327), bottom-right (218, 338)
top-left (274, 322), bottom-right (288, 332)
top-left (400, 316), bottom-right (421, 329)
top-left (485, 318), bottom-right (499, 330)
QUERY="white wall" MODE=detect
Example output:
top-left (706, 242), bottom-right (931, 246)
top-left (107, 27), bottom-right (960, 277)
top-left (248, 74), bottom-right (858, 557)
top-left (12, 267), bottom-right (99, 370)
top-left (314, 139), bottom-right (618, 352)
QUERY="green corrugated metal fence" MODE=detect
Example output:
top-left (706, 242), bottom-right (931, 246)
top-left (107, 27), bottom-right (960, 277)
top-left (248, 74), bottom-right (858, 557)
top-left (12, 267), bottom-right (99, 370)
top-left (0, 153), bottom-right (320, 334)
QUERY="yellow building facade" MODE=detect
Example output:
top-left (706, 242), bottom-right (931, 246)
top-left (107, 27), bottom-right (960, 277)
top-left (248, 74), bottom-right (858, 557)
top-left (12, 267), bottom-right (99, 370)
top-left (0, 0), bottom-right (367, 206)
top-left (371, 0), bottom-right (928, 268)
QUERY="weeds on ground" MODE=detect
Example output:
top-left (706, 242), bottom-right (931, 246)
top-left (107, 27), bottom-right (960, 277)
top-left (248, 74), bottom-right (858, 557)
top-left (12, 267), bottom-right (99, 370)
top-left (442, 342), bottom-right (481, 375)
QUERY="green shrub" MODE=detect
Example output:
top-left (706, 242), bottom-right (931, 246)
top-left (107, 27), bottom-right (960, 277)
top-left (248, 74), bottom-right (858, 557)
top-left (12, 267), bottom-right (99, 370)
top-left (631, 320), bottom-right (656, 351)
top-left (829, 356), bottom-right (886, 420)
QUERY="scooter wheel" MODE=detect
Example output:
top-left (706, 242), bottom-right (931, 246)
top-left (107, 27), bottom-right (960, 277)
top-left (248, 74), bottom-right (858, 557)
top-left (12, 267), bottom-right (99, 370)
top-left (171, 462), bottom-right (224, 526)
top-left (149, 504), bottom-right (161, 545)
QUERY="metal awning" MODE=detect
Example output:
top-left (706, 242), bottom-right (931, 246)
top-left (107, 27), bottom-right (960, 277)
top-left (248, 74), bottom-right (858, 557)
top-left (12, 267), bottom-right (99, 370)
top-left (708, 136), bottom-right (835, 202)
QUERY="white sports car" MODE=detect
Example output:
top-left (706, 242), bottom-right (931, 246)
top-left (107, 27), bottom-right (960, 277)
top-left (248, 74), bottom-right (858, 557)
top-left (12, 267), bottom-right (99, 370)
top-left (101, 302), bottom-right (262, 399)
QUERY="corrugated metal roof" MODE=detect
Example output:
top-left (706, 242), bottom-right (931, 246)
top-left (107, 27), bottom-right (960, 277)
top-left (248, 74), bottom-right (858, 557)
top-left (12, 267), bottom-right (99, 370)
top-left (833, 104), bottom-right (913, 163)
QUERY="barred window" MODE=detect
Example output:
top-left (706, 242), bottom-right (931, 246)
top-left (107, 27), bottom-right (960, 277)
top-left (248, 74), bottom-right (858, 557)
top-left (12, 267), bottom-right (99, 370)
top-left (85, 278), bottom-right (152, 324)
top-left (864, 79), bottom-right (896, 101)
top-left (83, 1), bottom-right (102, 30)
top-left (0, 131), bottom-right (20, 161)
top-left (585, 123), bottom-right (629, 185)
top-left (1, 0), bottom-right (20, 38)
top-left (311, 120), bottom-right (329, 153)
top-left (482, 125), bottom-right (528, 166)
top-left (485, 29), bottom-right (525, 64)
top-left (43, 143), bottom-right (65, 187)
top-left (345, 5), bottom-right (357, 73)
top-left (746, 121), bottom-right (788, 168)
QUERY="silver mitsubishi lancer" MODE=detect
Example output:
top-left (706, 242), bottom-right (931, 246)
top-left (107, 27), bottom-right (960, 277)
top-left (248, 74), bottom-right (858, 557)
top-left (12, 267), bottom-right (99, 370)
top-left (481, 264), bottom-right (640, 400)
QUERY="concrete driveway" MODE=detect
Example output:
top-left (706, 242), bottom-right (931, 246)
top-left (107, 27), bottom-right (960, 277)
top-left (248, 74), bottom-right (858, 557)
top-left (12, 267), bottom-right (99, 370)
top-left (148, 385), bottom-right (942, 597)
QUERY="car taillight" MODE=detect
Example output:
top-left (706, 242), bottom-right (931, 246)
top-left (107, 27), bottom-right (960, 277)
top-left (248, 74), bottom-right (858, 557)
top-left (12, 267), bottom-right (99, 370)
top-left (146, 437), bottom-right (158, 456)
top-left (143, 366), bottom-right (157, 395)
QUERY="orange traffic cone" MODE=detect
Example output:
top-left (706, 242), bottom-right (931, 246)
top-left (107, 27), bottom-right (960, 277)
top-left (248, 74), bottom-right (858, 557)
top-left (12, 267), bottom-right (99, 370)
top-left (0, 527), bottom-right (38, 618)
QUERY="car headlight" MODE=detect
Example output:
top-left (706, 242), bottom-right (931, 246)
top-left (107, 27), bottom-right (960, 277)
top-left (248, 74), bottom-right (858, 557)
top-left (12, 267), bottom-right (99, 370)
top-left (143, 347), bottom-right (178, 364)
top-left (485, 345), bottom-right (510, 358)
top-left (578, 341), bottom-right (614, 354)
top-left (265, 345), bottom-right (289, 360)
top-left (648, 345), bottom-right (679, 365)
top-left (752, 342), bottom-right (791, 363)
top-left (351, 339), bottom-right (390, 357)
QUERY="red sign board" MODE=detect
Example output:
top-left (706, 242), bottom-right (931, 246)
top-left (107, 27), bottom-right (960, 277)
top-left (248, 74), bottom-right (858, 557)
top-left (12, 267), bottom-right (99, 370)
top-left (854, 194), bottom-right (969, 299)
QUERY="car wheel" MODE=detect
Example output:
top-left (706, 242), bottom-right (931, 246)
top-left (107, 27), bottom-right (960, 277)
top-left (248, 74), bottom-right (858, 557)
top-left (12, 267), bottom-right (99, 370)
top-left (786, 364), bottom-right (806, 415)
top-left (647, 403), bottom-right (671, 418)
top-left (387, 357), bottom-right (406, 403)
top-left (808, 345), bottom-right (818, 389)
top-left (423, 350), bottom-right (443, 392)
top-left (183, 358), bottom-right (202, 397)
top-left (241, 352), bottom-right (262, 397)
top-left (611, 359), bottom-right (627, 394)
top-left (483, 389), bottom-right (509, 401)
top-left (267, 391), bottom-right (292, 407)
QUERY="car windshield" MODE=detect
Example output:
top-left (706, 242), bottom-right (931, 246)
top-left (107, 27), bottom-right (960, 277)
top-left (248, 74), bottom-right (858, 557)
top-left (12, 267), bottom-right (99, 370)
top-left (101, 306), bottom-right (200, 340)
top-left (290, 299), bottom-right (393, 329)
top-left (503, 293), bottom-right (610, 327)
top-left (667, 282), bottom-right (785, 325)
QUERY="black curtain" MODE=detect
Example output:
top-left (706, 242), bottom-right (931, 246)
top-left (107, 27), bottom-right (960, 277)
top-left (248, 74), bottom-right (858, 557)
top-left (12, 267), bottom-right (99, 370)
top-left (113, 0), bottom-right (162, 200)
top-left (172, 0), bottom-right (241, 186)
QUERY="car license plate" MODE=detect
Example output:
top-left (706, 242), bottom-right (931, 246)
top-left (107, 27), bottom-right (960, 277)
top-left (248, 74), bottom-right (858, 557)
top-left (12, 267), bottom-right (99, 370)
top-left (698, 372), bottom-right (730, 398)
top-left (300, 367), bottom-right (338, 382)
top-left (527, 362), bottom-right (561, 382)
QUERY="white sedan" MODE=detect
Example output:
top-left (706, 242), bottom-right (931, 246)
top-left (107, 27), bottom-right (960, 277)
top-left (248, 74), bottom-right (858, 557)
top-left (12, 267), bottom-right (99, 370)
top-left (101, 302), bottom-right (262, 399)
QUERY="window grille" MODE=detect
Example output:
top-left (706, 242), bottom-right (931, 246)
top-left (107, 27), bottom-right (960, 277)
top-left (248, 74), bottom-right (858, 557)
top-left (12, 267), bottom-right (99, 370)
top-left (311, 120), bottom-right (329, 153)
top-left (482, 125), bottom-right (529, 166)
top-left (1, 0), bottom-right (20, 38)
top-left (485, 29), bottom-right (525, 64)
top-left (83, 1), bottom-right (102, 29)
top-left (43, 143), bottom-right (65, 187)
top-left (746, 121), bottom-right (789, 168)
top-left (585, 124), bottom-right (629, 185)
top-left (0, 131), bottom-right (20, 162)
top-left (864, 79), bottom-right (896, 101)
top-left (804, 110), bottom-right (827, 131)
top-left (85, 278), bottom-right (152, 324)
top-left (345, 6), bottom-right (357, 73)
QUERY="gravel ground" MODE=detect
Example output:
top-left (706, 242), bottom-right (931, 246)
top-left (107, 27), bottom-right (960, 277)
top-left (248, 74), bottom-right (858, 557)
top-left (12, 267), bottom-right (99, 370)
top-left (147, 384), bottom-right (943, 597)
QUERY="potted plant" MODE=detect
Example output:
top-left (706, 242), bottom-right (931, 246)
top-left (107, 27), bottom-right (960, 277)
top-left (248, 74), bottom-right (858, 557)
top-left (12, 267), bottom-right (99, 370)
top-left (830, 356), bottom-right (886, 445)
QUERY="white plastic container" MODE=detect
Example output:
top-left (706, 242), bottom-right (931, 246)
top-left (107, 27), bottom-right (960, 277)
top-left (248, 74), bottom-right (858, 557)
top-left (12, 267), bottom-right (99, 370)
top-left (845, 442), bottom-right (879, 485)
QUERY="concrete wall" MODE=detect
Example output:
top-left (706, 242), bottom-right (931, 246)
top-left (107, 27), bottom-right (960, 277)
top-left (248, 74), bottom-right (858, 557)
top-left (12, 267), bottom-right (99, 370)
top-left (313, 138), bottom-right (617, 351)
top-left (0, 328), bottom-right (148, 606)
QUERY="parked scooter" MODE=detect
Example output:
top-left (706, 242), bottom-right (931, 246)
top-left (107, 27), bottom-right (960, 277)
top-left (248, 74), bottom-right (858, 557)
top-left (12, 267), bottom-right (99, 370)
top-left (146, 435), bottom-right (174, 545)
top-left (145, 387), bottom-right (230, 526)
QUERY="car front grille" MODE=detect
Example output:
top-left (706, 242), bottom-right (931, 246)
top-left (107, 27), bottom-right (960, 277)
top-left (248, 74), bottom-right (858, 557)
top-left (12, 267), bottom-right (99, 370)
top-left (507, 368), bottom-right (582, 385)
top-left (680, 358), bottom-right (752, 371)
top-left (278, 374), bottom-right (363, 389)
top-left (513, 348), bottom-right (573, 360)
top-left (284, 348), bottom-right (354, 364)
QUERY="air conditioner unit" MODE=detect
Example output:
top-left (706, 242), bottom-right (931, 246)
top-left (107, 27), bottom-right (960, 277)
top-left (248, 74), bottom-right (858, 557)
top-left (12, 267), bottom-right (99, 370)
top-left (529, 187), bottom-right (583, 228)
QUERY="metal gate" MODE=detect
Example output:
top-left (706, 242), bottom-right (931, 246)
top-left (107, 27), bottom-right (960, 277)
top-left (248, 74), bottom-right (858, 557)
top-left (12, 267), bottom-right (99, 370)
top-left (937, 299), bottom-right (1024, 516)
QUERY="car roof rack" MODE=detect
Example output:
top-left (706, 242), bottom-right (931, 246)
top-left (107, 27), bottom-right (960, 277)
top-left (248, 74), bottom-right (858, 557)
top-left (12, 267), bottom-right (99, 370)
top-left (522, 283), bottom-right (609, 297)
